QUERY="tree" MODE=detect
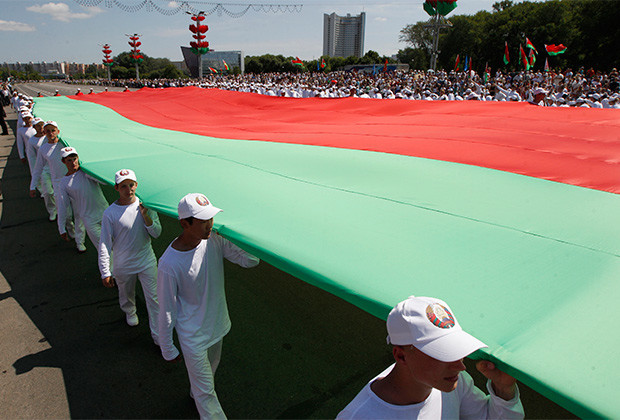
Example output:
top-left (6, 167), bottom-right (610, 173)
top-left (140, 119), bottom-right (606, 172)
top-left (399, 22), bottom-right (434, 55)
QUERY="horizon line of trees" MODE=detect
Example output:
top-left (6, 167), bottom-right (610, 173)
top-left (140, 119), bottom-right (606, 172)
top-left (398, 0), bottom-right (620, 73)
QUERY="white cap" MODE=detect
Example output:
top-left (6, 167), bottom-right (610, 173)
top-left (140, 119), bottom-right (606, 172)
top-left (21, 112), bottom-right (33, 119)
top-left (60, 146), bottom-right (77, 158)
top-left (33, 117), bottom-right (44, 125)
top-left (44, 120), bottom-right (58, 129)
top-left (177, 193), bottom-right (222, 220)
top-left (115, 169), bottom-right (137, 185)
top-left (386, 296), bottom-right (487, 362)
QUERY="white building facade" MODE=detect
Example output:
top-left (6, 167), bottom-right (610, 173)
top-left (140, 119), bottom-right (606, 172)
top-left (323, 12), bottom-right (366, 58)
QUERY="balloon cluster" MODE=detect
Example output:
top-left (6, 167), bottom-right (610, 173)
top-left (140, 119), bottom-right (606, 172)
top-left (102, 44), bottom-right (113, 66)
top-left (423, 0), bottom-right (457, 16)
top-left (128, 34), bottom-right (144, 63)
top-left (189, 12), bottom-right (209, 55)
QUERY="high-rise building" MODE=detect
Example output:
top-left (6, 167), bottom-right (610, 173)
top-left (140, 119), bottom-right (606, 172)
top-left (323, 12), bottom-right (366, 58)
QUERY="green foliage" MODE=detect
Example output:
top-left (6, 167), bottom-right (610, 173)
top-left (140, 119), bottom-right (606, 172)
top-left (401, 0), bottom-right (620, 72)
top-left (244, 51), bottom-right (395, 74)
top-left (108, 52), bottom-right (187, 79)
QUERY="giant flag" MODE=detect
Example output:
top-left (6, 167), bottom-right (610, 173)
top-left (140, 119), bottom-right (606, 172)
top-left (33, 88), bottom-right (620, 419)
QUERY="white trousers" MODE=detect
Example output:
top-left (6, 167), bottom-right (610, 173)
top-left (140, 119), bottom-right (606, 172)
top-left (115, 265), bottom-right (159, 343)
top-left (51, 179), bottom-right (74, 235)
top-left (181, 339), bottom-right (226, 420)
top-left (74, 216), bottom-right (101, 251)
top-left (38, 171), bottom-right (56, 217)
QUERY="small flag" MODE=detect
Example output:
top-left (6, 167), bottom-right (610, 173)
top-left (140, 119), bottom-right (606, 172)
top-left (321, 57), bottom-right (326, 69)
top-left (529, 48), bottom-right (536, 67)
top-left (454, 54), bottom-right (460, 71)
top-left (483, 62), bottom-right (490, 83)
top-left (519, 44), bottom-right (530, 71)
top-left (222, 60), bottom-right (229, 71)
top-left (291, 57), bottom-right (303, 66)
top-left (545, 44), bottom-right (567, 56)
top-left (383, 58), bottom-right (388, 72)
top-left (544, 58), bottom-right (549, 72)
top-left (525, 37), bottom-right (538, 54)
top-left (503, 41), bottom-right (510, 65)
top-left (209, 67), bottom-right (218, 73)
top-left (463, 56), bottom-right (469, 72)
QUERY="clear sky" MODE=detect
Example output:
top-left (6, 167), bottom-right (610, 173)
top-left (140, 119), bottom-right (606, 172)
top-left (0, 0), bottom-right (541, 64)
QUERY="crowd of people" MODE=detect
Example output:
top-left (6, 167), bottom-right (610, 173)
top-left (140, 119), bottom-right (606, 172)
top-left (55, 66), bottom-right (620, 108)
top-left (2, 83), bottom-right (529, 418)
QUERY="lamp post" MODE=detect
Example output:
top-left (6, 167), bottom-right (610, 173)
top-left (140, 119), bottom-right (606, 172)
top-left (126, 33), bottom-right (143, 81)
top-left (187, 11), bottom-right (209, 80)
top-left (102, 44), bottom-right (113, 81)
top-left (422, 0), bottom-right (456, 71)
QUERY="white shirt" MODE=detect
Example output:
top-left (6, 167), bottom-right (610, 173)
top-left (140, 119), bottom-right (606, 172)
top-left (337, 364), bottom-right (524, 420)
top-left (26, 134), bottom-right (47, 174)
top-left (16, 125), bottom-right (35, 160)
top-left (157, 235), bottom-right (259, 360)
top-left (30, 141), bottom-right (66, 189)
top-left (56, 170), bottom-right (109, 234)
top-left (98, 200), bottom-right (161, 279)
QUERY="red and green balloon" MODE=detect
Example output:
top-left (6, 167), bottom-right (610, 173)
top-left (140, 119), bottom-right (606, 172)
top-left (189, 14), bottom-right (209, 55)
top-left (424, 0), bottom-right (457, 16)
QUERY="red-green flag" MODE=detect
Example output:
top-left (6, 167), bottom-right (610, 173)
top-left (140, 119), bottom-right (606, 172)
top-left (291, 57), bottom-right (303, 66)
top-left (529, 48), bottom-right (536, 67)
top-left (520, 44), bottom-right (530, 70)
top-left (544, 57), bottom-right (549, 72)
top-left (525, 37), bottom-right (538, 54)
top-left (320, 58), bottom-right (326, 69)
top-left (383, 58), bottom-right (388, 73)
top-left (503, 41), bottom-right (510, 65)
top-left (209, 67), bottom-right (218, 73)
top-left (222, 60), bottom-right (230, 71)
top-left (545, 44), bottom-right (567, 56)
top-left (483, 62), bottom-right (490, 83)
top-left (454, 54), bottom-right (460, 71)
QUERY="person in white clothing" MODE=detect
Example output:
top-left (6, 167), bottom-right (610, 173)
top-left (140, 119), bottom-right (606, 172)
top-left (56, 147), bottom-right (109, 253)
top-left (16, 112), bottom-right (35, 165)
top-left (98, 169), bottom-right (161, 343)
top-left (157, 193), bottom-right (259, 420)
top-left (26, 118), bottom-right (56, 221)
top-left (29, 121), bottom-right (75, 235)
top-left (337, 296), bottom-right (524, 419)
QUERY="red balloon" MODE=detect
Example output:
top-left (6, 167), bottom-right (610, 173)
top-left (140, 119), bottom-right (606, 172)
top-left (135, 41), bottom-right (141, 47)
top-left (198, 25), bottom-right (208, 33)
top-left (191, 15), bottom-right (197, 21)
top-left (196, 15), bottom-right (205, 21)
top-left (189, 25), bottom-right (197, 33)
top-left (193, 34), bottom-right (206, 40)
top-left (103, 49), bottom-right (112, 54)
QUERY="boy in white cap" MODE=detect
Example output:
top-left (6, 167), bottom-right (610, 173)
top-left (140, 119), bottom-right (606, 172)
top-left (29, 121), bottom-right (75, 235)
top-left (26, 118), bottom-right (56, 221)
top-left (98, 169), bottom-right (161, 342)
top-left (16, 112), bottom-right (35, 165)
top-left (157, 193), bottom-right (260, 420)
top-left (337, 296), bottom-right (524, 419)
top-left (56, 147), bottom-right (109, 253)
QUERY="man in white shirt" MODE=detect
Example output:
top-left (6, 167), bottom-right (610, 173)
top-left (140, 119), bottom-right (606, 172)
top-left (338, 296), bottom-right (524, 419)
top-left (26, 118), bottom-right (56, 221)
top-left (16, 112), bottom-right (35, 165)
top-left (56, 147), bottom-right (109, 253)
top-left (157, 193), bottom-right (260, 420)
top-left (98, 169), bottom-right (161, 343)
top-left (29, 121), bottom-right (75, 236)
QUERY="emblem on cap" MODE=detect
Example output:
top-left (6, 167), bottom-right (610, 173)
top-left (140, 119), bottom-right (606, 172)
top-left (195, 195), bottom-right (209, 206)
top-left (119, 169), bottom-right (129, 176)
top-left (426, 304), bottom-right (455, 329)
